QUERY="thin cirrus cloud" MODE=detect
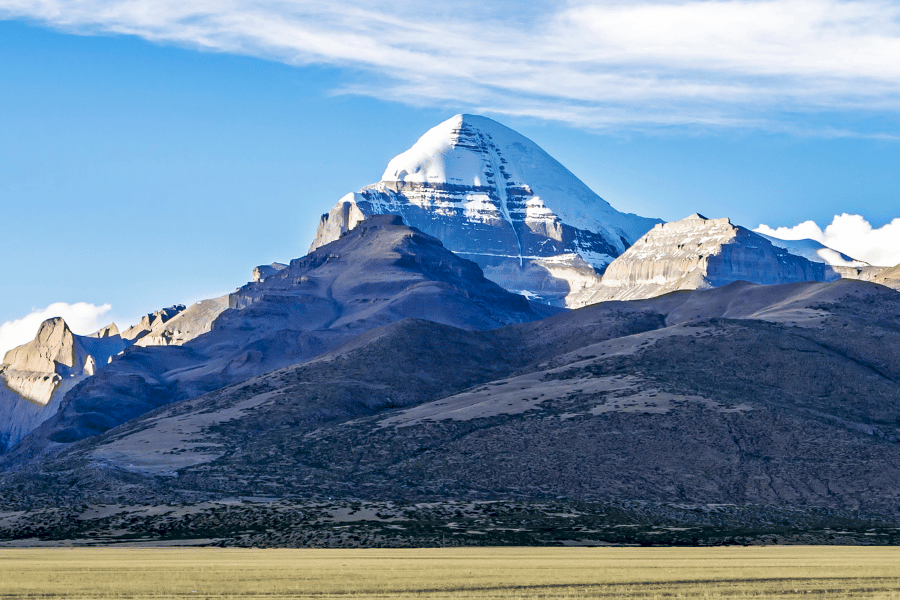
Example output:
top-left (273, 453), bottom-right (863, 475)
top-left (3, 0), bottom-right (900, 134)
top-left (0, 302), bottom-right (114, 358)
top-left (755, 214), bottom-right (900, 267)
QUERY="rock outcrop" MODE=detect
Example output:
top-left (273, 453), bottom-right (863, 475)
top-left (872, 264), bottom-right (900, 290)
top-left (89, 323), bottom-right (120, 339)
top-left (0, 318), bottom-right (128, 452)
top-left (580, 214), bottom-right (840, 303)
top-left (0, 298), bottom-right (232, 452)
top-left (121, 305), bottom-right (186, 341)
top-left (310, 114), bottom-right (660, 307)
top-left (252, 263), bottom-right (288, 283)
top-left (132, 298), bottom-right (229, 348)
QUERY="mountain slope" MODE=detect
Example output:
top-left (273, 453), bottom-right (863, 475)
top-left (4, 279), bottom-right (899, 547)
top-left (0, 318), bottom-right (129, 452)
top-left (310, 114), bottom-right (660, 307)
top-left (757, 233), bottom-right (866, 267)
top-left (873, 264), bottom-right (900, 290)
top-left (580, 214), bottom-right (841, 303)
top-left (0, 216), bottom-right (555, 465)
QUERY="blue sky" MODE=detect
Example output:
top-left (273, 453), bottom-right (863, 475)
top-left (2, 0), bottom-right (900, 353)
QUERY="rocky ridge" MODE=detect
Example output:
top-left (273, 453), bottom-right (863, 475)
top-left (0, 318), bottom-right (128, 452)
top-left (0, 296), bottom-right (240, 453)
top-left (580, 214), bottom-right (841, 303)
top-left (2, 278), bottom-right (899, 546)
top-left (310, 114), bottom-right (660, 307)
top-left (0, 215), bottom-right (555, 465)
top-left (130, 299), bottom-right (229, 348)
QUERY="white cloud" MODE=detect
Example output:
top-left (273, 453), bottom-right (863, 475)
top-left (0, 302), bottom-right (113, 359)
top-left (756, 214), bottom-right (900, 266)
top-left (2, 0), bottom-right (900, 133)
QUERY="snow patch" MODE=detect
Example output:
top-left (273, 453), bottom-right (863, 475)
top-left (381, 114), bottom-right (656, 245)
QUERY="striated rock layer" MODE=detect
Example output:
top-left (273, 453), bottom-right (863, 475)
top-left (310, 114), bottom-right (660, 307)
top-left (580, 214), bottom-right (840, 303)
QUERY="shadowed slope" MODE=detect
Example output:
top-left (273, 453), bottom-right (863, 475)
top-left (0, 216), bottom-right (554, 467)
top-left (4, 280), bottom-right (900, 535)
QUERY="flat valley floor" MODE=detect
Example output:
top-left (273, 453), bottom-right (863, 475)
top-left (2, 546), bottom-right (899, 598)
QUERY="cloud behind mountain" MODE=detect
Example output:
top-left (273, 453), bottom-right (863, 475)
top-left (756, 214), bottom-right (900, 267)
top-left (0, 302), bottom-right (113, 358)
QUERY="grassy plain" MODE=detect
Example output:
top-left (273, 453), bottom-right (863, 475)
top-left (0, 546), bottom-right (898, 599)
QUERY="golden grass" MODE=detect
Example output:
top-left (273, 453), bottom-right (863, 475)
top-left (0, 546), bottom-right (898, 599)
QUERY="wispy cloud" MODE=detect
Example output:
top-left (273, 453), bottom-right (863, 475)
top-left (756, 214), bottom-right (900, 266)
top-left (3, 0), bottom-right (900, 133)
top-left (0, 302), bottom-right (113, 358)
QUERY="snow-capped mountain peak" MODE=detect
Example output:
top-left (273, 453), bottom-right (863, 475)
top-left (311, 114), bottom-right (660, 307)
top-left (380, 114), bottom-right (649, 242)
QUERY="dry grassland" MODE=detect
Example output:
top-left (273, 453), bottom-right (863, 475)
top-left (0, 546), bottom-right (898, 599)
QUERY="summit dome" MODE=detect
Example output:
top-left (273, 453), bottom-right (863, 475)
top-left (310, 114), bottom-right (660, 307)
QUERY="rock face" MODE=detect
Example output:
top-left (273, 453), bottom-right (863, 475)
top-left (121, 305), bottom-right (186, 341)
top-left (132, 298), bottom-right (229, 348)
top-left (310, 114), bottom-right (660, 307)
top-left (873, 264), bottom-right (900, 290)
top-left (1, 295), bottom-right (239, 452)
top-left (252, 263), bottom-right (288, 283)
top-left (580, 214), bottom-right (840, 303)
top-left (0, 298), bottom-right (236, 453)
top-left (0, 318), bottom-right (127, 452)
top-left (1, 216), bottom-right (557, 460)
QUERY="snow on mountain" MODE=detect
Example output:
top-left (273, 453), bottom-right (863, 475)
top-left (579, 214), bottom-right (841, 303)
top-left (378, 114), bottom-right (654, 243)
top-left (310, 114), bottom-right (660, 307)
top-left (757, 233), bottom-right (867, 267)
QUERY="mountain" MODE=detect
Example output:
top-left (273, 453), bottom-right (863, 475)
top-left (0, 216), bottom-right (556, 465)
top-left (825, 263), bottom-right (900, 290)
top-left (757, 233), bottom-right (900, 289)
top-left (309, 114), bottom-right (660, 307)
top-left (579, 214), bottom-right (841, 303)
top-left (0, 318), bottom-right (128, 452)
top-left (2, 278), bottom-right (899, 546)
top-left (756, 233), bottom-right (866, 267)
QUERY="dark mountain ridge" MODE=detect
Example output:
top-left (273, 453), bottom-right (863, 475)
top-left (0, 216), bottom-right (555, 469)
top-left (2, 277), bottom-right (899, 546)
